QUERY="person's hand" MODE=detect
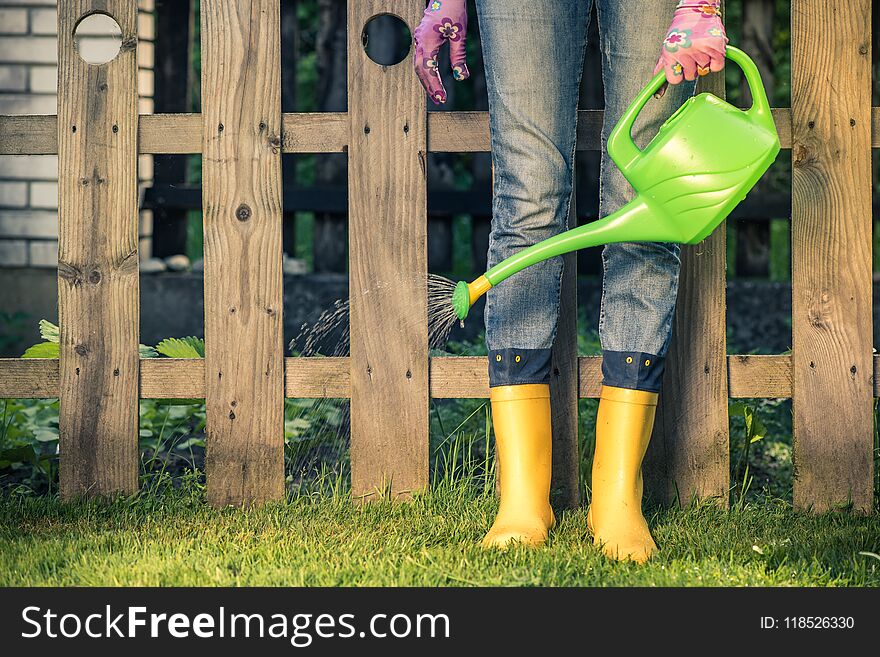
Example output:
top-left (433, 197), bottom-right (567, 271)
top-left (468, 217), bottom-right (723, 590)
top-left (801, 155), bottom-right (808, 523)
top-left (653, 1), bottom-right (728, 98)
top-left (413, 0), bottom-right (469, 105)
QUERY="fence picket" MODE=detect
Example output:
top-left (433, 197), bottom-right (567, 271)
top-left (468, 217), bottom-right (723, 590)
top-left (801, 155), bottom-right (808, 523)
top-left (201, 0), bottom-right (285, 506)
top-left (791, 0), bottom-right (874, 511)
top-left (550, 197), bottom-right (580, 508)
top-left (57, 0), bottom-right (140, 498)
top-left (347, 1), bottom-right (429, 500)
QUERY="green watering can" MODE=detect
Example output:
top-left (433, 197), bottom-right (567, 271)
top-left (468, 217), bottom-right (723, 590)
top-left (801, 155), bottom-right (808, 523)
top-left (452, 46), bottom-right (780, 322)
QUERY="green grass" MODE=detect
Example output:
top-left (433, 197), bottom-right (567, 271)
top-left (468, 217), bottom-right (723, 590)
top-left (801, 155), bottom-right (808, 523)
top-left (1, 475), bottom-right (878, 587)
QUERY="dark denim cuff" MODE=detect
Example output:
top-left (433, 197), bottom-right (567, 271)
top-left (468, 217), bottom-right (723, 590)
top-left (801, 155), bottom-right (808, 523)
top-left (488, 348), bottom-right (552, 387)
top-left (601, 350), bottom-right (665, 393)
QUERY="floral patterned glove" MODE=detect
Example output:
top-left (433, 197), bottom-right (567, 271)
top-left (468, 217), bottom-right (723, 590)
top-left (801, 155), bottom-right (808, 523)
top-left (653, 1), bottom-right (728, 97)
top-left (413, 0), bottom-right (469, 105)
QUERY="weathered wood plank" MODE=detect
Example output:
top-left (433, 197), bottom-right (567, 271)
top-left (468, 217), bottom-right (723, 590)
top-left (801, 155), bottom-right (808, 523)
top-left (427, 111), bottom-right (491, 152)
top-left (139, 113), bottom-right (202, 154)
top-left (285, 357), bottom-right (350, 398)
top-left (1, 108), bottom-right (800, 156)
top-left (649, 49), bottom-right (730, 508)
top-left (774, 107), bottom-right (793, 151)
top-left (549, 193), bottom-right (580, 508)
top-left (578, 357), bottom-right (603, 398)
top-left (282, 112), bottom-right (349, 153)
top-left (56, 1), bottom-right (140, 498)
top-left (727, 354), bottom-right (791, 398)
top-left (0, 115), bottom-right (57, 154)
top-left (200, 0), bottom-right (285, 507)
top-left (139, 358), bottom-right (204, 398)
top-left (791, 0), bottom-right (874, 512)
top-left (0, 359), bottom-right (60, 398)
top-left (347, 0), bottom-right (428, 501)
top-left (0, 354), bottom-right (838, 400)
top-left (428, 357), bottom-right (486, 398)
top-left (140, 113), bottom-right (350, 154)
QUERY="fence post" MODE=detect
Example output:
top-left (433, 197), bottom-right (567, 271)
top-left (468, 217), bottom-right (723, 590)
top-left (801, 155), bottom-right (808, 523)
top-left (347, 1), bottom-right (429, 500)
top-left (550, 197), bottom-right (580, 509)
top-left (57, 1), bottom-right (140, 498)
top-left (648, 6), bottom-right (730, 507)
top-left (201, 0), bottom-right (285, 506)
top-left (791, 0), bottom-right (874, 511)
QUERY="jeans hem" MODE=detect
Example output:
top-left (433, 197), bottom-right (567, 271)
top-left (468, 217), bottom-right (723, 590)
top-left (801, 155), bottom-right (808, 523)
top-left (600, 350), bottom-right (666, 393)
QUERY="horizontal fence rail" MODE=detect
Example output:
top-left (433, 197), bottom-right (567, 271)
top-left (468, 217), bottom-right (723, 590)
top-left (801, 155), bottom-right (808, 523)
top-left (11, 105), bottom-right (880, 155)
top-left (1, 108), bottom-right (816, 155)
top-left (4, 352), bottom-right (867, 400)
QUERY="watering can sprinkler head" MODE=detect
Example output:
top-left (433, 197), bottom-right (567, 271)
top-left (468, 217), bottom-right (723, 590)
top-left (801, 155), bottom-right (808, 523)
top-left (453, 275), bottom-right (490, 322)
top-left (451, 46), bottom-right (780, 319)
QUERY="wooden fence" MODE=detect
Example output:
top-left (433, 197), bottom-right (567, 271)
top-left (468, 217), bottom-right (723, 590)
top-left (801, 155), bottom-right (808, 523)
top-left (0, 0), bottom-right (874, 511)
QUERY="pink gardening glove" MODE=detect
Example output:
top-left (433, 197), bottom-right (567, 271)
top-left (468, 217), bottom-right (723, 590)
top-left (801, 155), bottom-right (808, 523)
top-left (413, 0), bottom-right (469, 105)
top-left (654, 1), bottom-right (728, 97)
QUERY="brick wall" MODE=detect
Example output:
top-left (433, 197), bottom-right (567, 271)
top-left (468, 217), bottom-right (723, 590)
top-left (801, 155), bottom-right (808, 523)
top-left (0, 0), bottom-right (154, 268)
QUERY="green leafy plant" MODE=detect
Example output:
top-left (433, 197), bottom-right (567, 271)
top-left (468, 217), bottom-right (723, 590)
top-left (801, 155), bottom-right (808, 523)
top-left (155, 336), bottom-right (205, 359)
top-left (0, 398), bottom-right (59, 494)
top-left (22, 320), bottom-right (161, 360)
top-left (730, 401), bottom-right (768, 504)
top-left (8, 320), bottom-right (357, 492)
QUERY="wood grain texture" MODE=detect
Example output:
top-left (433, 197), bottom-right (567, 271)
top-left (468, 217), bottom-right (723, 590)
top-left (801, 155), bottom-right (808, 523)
top-left (347, 0), bottom-right (428, 501)
top-left (0, 359), bottom-right (60, 398)
top-left (0, 354), bottom-right (833, 400)
top-left (285, 357), bottom-right (349, 397)
top-left (791, 0), bottom-right (874, 511)
top-left (549, 194), bottom-right (579, 509)
top-left (577, 357), bottom-right (603, 398)
top-left (282, 112), bottom-right (348, 153)
top-left (0, 115), bottom-right (57, 154)
top-left (139, 113), bottom-right (202, 154)
top-left (727, 354), bottom-right (792, 398)
top-left (426, 111), bottom-right (490, 152)
top-left (56, 0), bottom-right (140, 498)
top-left (648, 50), bottom-right (730, 508)
top-left (139, 358), bottom-right (204, 398)
top-left (1, 108), bottom-right (799, 156)
top-left (200, 0), bottom-right (285, 507)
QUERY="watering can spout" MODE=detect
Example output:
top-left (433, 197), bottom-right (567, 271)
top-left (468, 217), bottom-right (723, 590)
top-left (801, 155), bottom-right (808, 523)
top-left (453, 196), bottom-right (655, 321)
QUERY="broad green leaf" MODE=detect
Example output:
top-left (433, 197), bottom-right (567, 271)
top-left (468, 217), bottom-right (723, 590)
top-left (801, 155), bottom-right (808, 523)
top-left (22, 342), bottom-right (59, 359)
top-left (140, 344), bottom-right (159, 359)
top-left (742, 405), bottom-right (767, 443)
top-left (39, 319), bottom-right (59, 343)
top-left (155, 336), bottom-right (205, 359)
top-left (32, 427), bottom-right (58, 443)
top-left (728, 401), bottom-right (747, 416)
top-left (749, 415), bottom-right (767, 443)
top-left (175, 437), bottom-right (205, 450)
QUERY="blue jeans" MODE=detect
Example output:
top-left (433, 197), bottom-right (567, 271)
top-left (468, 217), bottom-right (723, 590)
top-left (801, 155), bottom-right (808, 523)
top-left (478, 0), bottom-right (695, 392)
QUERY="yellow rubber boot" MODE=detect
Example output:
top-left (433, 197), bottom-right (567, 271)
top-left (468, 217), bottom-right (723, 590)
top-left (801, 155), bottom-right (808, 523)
top-left (481, 384), bottom-right (555, 549)
top-left (588, 385), bottom-right (658, 564)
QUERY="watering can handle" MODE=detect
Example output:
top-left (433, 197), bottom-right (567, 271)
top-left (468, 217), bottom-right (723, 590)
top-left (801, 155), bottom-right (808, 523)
top-left (608, 46), bottom-right (774, 173)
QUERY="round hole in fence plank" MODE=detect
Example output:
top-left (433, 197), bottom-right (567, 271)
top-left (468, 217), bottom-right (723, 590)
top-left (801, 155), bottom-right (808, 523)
top-left (362, 14), bottom-right (412, 66)
top-left (73, 13), bottom-right (123, 65)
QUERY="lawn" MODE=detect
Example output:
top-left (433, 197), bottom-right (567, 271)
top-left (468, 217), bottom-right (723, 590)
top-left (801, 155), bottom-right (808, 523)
top-left (2, 329), bottom-right (878, 587)
top-left (1, 475), bottom-right (878, 587)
